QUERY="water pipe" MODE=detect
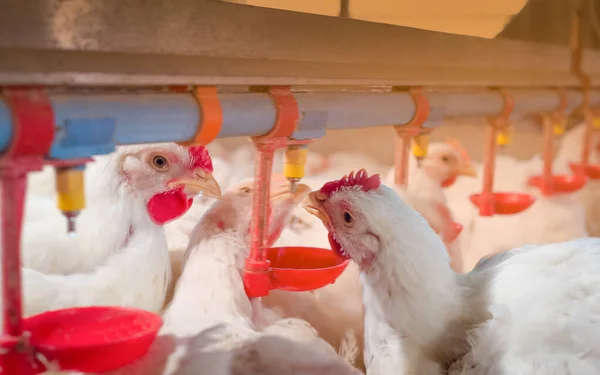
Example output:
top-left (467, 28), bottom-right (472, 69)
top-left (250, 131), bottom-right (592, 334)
top-left (2, 90), bottom-right (599, 152)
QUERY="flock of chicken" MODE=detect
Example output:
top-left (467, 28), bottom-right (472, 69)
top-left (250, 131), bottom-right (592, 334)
top-left (5, 120), bottom-right (600, 374)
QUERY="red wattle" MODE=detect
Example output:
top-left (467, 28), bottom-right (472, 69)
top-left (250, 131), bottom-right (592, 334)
top-left (442, 176), bottom-right (457, 188)
top-left (147, 189), bottom-right (193, 225)
top-left (328, 232), bottom-right (348, 259)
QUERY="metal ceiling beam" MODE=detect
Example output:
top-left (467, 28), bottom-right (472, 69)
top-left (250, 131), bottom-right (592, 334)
top-left (0, 0), bottom-right (599, 87)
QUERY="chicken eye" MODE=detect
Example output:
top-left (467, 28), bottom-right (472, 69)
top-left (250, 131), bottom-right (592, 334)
top-left (343, 211), bottom-right (353, 224)
top-left (441, 154), bottom-right (457, 164)
top-left (151, 154), bottom-right (170, 171)
top-left (239, 187), bottom-right (252, 194)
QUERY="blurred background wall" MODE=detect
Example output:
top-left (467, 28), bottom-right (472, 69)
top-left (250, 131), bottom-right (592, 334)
top-left (216, 0), bottom-right (599, 164)
top-left (224, 0), bottom-right (527, 38)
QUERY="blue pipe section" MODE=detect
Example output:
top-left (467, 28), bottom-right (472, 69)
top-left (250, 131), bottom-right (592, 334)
top-left (0, 100), bottom-right (12, 151)
top-left (510, 90), bottom-right (561, 115)
top-left (431, 92), bottom-right (504, 119)
top-left (219, 93), bottom-right (275, 138)
top-left (293, 93), bottom-right (416, 139)
top-left (49, 93), bottom-right (199, 159)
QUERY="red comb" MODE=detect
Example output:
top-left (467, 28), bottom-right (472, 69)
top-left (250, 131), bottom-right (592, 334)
top-left (320, 169), bottom-right (381, 196)
top-left (188, 145), bottom-right (213, 172)
top-left (445, 138), bottom-right (471, 165)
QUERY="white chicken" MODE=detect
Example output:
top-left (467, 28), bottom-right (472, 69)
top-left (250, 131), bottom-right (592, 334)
top-left (164, 173), bottom-right (307, 308)
top-left (303, 169), bottom-right (600, 375)
top-left (264, 142), bottom-right (476, 371)
top-left (5, 143), bottom-right (222, 322)
top-left (111, 178), bottom-right (360, 375)
top-left (19, 141), bottom-right (232, 275)
top-left (448, 124), bottom-right (594, 272)
top-left (384, 140), bottom-right (477, 271)
top-left (162, 150), bottom-right (234, 256)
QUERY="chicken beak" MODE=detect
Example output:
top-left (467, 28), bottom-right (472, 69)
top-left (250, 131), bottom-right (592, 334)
top-left (270, 182), bottom-right (311, 204)
top-left (301, 191), bottom-right (331, 229)
top-left (456, 164), bottom-right (477, 177)
top-left (168, 169), bottom-right (222, 199)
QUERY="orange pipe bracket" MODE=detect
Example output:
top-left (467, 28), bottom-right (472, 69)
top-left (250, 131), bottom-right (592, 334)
top-left (179, 86), bottom-right (222, 146)
top-left (244, 86), bottom-right (300, 298)
top-left (393, 87), bottom-right (431, 188)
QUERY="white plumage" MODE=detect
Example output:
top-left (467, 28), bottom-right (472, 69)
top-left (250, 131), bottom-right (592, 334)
top-left (452, 238), bottom-right (600, 375)
top-left (303, 177), bottom-right (600, 374)
top-left (447, 123), bottom-right (592, 271)
top-left (3, 143), bottom-right (220, 325)
top-left (109, 179), bottom-right (360, 375)
top-left (10, 121), bottom-right (600, 374)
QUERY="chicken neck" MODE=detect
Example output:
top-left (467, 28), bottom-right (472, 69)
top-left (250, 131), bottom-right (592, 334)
top-left (65, 156), bottom-right (162, 272)
top-left (406, 169), bottom-right (447, 205)
top-left (360, 206), bottom-right (489, 367)
top-left (164, 230), bottom-right (255, 338)
top-left (20, 155), bottom-right (174, 315)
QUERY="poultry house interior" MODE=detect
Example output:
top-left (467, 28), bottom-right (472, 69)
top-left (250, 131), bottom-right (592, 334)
top-left (2, 0), bottom-right (600, 374)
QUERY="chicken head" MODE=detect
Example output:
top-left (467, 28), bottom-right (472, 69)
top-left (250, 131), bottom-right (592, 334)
top-left (424, 139), bottom-right (476, 187)
top-left (166, 175), bottom-right (310, 308)
top-left (117, 143), bottom-right (222, 225)
top-left (302, 169), bottom-right (388, 269)
top-left (196, 174), bottom-right (311, 247)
